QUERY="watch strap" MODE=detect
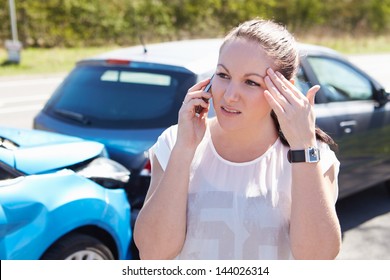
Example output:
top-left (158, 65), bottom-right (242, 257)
top-left (287, 147), bottom-right (320, 163)
top-left (287, 149), bottom-right (306, 163)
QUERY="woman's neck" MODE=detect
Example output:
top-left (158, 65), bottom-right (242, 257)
top-left (209, 116), bottom-right (279, 163)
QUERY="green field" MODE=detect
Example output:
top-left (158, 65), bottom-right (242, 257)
top-left (0, 47), bottom-right (117, 77)
top-left (1, 35), bottom-right (390, 77)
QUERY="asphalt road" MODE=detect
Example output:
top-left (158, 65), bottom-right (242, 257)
top-left (0, 73), bottom-right (63, 129)
top-left (0, 53), bottom-right (390, 260)
top-left (336, 183), bottom-right (390, 259)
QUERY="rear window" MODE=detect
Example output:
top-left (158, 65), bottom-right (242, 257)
top-left (45, 65), bottom-right (196, 129)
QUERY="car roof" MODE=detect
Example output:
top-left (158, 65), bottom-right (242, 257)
top-left (82, 39), bottom-right (346, 74)
top-left (87, 38), bottom-right (224, 74)
top-left (298, 43), bottom-right (344, 59)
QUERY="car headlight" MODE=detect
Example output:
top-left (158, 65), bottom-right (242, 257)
top-left (76, 157), bottom-right (130, 188)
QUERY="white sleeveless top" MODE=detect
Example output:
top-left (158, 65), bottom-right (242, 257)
top-left (151, 124), bottom-right (340, 260)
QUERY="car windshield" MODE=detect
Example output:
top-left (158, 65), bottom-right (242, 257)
top-left (45, 65), bottom-right (196, 129)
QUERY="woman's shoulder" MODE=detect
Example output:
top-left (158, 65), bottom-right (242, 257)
top-left (158, 124), bottom-right (178, 145)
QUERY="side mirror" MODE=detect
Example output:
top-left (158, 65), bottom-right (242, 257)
top-left (374, 88), bottom-right (389, 107)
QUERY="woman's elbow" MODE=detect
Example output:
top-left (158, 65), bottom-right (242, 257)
top-left (292, 234), bottom-right (342, 260)
top-left (133, 222), bottom-right (182, 260)
top-left (136, 241), bottom-right (181, 260)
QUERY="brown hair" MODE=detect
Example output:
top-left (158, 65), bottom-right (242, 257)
top-left (221, 19), bottom-right (337, 150)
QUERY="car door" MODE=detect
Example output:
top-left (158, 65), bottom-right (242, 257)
top-left (299, 55), bottom-right (390, 198)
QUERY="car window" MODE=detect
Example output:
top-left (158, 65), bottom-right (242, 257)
top-left (101, 71), bottom-right (172, 86)
top-left (46, 65), bottom-right (196, 129)
top-left (307, 57), bottom-right (372, 102)
top-left (294, 66), bottom-right (311, 94)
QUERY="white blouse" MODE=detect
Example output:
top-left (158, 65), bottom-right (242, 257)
top-left (150, 124), bottom-right (340, 260)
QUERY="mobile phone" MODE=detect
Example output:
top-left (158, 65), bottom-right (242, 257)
top-left (195, 76), bottom-right (213, 115)
top-left (204, 77), bottom-right (213, 93)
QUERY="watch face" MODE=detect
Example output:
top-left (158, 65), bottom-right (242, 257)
top-left (307, 148), bottom-right (320, 162)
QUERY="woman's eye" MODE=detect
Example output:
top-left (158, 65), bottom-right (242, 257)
top-left (246, 80), bottom-right (261, 87)
top-left (216, 72), bottom-right (229, 79)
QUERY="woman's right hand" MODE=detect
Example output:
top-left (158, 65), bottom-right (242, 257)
top-left (176, 78), bottom-right (212, 151)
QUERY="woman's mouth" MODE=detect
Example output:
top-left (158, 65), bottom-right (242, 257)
top-left (221, 106), bottom-right (241, 115)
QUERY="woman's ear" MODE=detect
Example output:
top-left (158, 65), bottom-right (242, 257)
top-left (289, 79), bottom-right (295, 85)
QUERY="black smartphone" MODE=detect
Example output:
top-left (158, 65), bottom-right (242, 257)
top-left (195, 76), bottom-right (213, 115)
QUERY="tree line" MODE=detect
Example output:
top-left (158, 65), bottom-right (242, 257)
top-left (1, 0), bottom-right (389, 48)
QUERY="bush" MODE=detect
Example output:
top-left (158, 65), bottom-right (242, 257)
top-left (1, 0), bottom-right (389, 48)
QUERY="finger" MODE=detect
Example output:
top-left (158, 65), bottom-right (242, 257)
top-left (197, 105), bottom-right (210, 119)
top-left (266, 68), bottom-right (297, 104)
top-left (264, 89), bottom-right (285, 116)
top-left (306, 85), bottom-right (320, 106)
top-left (184, 78), bottom-right (212, 101)
top-left (264, 75), bottom-right (290, 108)
top-left (187, 78), bottom-right (211, 93)
top-left (183, 91), bottom-right (212, 106)
top-left (275, 71), bottom-right (302, 99)
top-left (182, 96), bottom-right (210, 115)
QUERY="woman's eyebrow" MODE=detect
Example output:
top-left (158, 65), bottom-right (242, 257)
top-left (217, 64), bottom-right (265, 79)
top-left (217, 63), bottom-right (229, 73)
top-left (244, 73), bottom-right (265, 79)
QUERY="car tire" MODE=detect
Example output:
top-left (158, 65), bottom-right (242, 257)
top-left (41, 233), bottom-right (115, 260)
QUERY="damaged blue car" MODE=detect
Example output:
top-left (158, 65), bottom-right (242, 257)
top-left (0, 126), bottom-right (132, 260)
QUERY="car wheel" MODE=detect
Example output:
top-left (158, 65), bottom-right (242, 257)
top-left (41, 233), bottom-right (115, 260)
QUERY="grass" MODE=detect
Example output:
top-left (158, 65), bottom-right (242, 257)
top-left (1, 35), bottom-right (390, 77)
top-left (296, 33), bottom-right (390, 54)
top-left (0, 47), bottom-right (117, 77)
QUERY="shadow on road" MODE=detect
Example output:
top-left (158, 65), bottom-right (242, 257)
top-left (336, 183), bottom-right (390, 232)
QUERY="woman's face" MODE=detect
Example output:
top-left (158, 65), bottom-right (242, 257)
top-left (211, 38), bottom-right (275, 132)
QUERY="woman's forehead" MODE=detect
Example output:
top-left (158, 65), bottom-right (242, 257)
top-left (218, 39), bottom-right (275, 74)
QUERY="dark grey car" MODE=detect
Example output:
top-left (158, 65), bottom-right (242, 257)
top-left (297, 44), bottom-right (390, 198)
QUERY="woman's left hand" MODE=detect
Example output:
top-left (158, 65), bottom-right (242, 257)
top-left (263, 68), bottom-right (320, 149)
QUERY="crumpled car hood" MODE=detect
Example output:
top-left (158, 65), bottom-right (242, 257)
top-left (1, 127), bottom-right (105, 174)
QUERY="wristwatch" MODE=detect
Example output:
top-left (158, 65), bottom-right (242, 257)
top-left (287, 147), bottom-right (320, 163)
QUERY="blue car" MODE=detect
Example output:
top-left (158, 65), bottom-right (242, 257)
top-left (0, 126), bottom-right (132, 260)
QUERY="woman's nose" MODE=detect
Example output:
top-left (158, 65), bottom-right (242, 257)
top-left (224, 82), bottom-right (240, 103)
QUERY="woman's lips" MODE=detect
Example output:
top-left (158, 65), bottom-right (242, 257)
top-left (221, 106), bottom-right (241, 114)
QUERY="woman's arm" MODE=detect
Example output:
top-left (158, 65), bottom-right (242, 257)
top-left (134, 145), bottom-right (195, 259)
top-left (264, 68), bottom-right (341, 259)
top-left (289, 162), bottom-right (341, 259)
top-left (134, 79), bottom-right (212, 259)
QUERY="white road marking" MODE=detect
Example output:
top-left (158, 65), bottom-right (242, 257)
top-left (0, 104), bottom-right (43, 114)
top-left (0, 77), bottom-right (63, 88)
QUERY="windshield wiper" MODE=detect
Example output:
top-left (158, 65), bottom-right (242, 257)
top-left (54, 109), bottom-right (91, 125)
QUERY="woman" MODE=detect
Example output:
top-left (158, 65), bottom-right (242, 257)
top-left (134, 18), bottom-right (341, 260)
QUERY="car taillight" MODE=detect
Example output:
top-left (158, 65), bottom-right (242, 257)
top-left (140, 159), bottom-right (151, 176)
top-left (106, 59), bottom-right (131, 65)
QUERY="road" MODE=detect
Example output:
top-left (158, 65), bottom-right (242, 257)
top-left (336, 183), bottom-right (390, 259)
top-left (0, 53), bottom-right (390, 260)
top-left (0, 74), bottom-right (64, 129)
